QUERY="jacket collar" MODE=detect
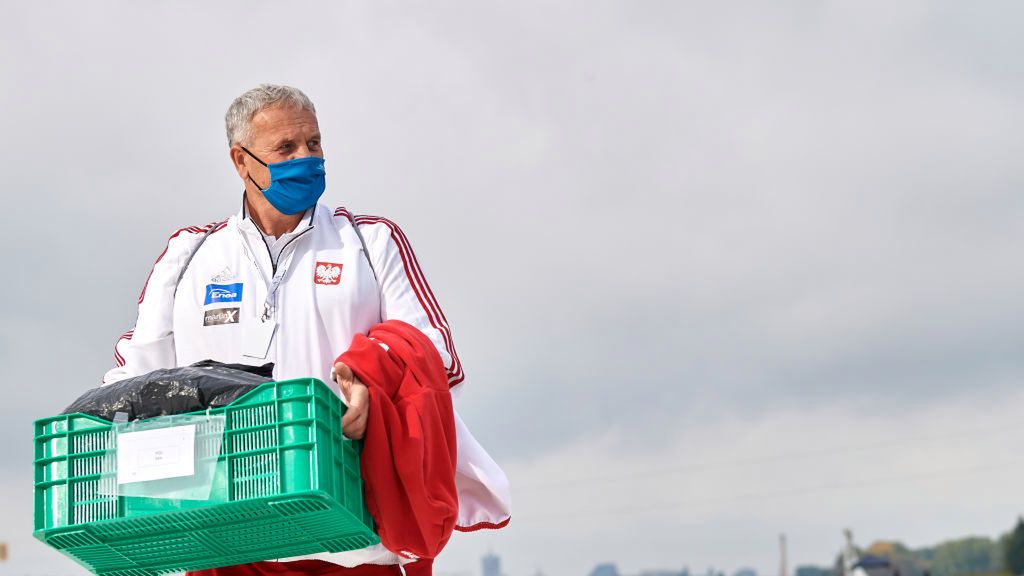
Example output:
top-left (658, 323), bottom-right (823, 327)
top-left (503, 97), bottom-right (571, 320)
top-left (236, 192), bottom-right (317, 239)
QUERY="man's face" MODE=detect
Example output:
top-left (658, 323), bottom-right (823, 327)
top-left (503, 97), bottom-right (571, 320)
top-left (231, 103), bottom-right (323, 196)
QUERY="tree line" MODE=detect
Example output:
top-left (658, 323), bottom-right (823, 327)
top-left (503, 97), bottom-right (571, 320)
top-left (796, 518), bottom-right (1024, 576)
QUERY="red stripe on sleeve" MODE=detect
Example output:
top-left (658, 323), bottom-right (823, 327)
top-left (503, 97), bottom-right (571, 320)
top-left (454, 517), bottom-right (511, 532)
top-left (113, 330), bottom-right (132, 367)
top-left (137, 221), bottom-right (224, 304)
top-left (354, 216), bottom-right (464, 387)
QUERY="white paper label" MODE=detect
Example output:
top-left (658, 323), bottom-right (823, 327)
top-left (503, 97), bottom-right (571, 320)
top-left (117, 424), bottom-right (196, 484)
top-left (242, 317), bottom-right (277, 359)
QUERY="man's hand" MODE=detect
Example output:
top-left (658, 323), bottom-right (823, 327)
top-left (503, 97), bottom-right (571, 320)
top-left (334, 361), bottom-right (369, 440)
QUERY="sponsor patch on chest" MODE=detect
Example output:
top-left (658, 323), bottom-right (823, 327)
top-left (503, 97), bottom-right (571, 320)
top-left (204, 307), bottom-right (240, 326)
top-left (204, 283), bottom-right (243, 305)
top-left (314, 262), bottom-right (343, 285)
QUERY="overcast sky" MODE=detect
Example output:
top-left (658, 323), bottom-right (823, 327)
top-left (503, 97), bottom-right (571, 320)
top-left (2, 2), bottom-right (1023, 576)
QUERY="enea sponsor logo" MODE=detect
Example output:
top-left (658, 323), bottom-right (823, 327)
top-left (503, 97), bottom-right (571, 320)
top-left (204, 307), bottom-right (240, 326)
top-left (204, 283), bottom-right (243, 305)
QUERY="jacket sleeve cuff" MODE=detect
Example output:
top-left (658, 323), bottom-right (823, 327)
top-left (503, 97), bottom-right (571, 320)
top-left (336, 335), bottom-right (405, 398)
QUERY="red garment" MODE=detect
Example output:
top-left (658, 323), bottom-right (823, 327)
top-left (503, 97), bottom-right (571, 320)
top-left (337, 320), bottom-right (459, 573)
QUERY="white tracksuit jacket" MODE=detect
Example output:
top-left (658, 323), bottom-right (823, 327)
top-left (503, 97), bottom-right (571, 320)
top-left (103, 200), bottom-right (511, 566)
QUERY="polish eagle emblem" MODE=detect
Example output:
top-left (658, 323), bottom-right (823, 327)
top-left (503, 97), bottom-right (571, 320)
top-left (314, 262), bottom-right (343, 285)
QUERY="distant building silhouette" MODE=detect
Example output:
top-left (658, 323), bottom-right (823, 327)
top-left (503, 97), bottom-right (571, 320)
top-left (598, 563), bottom-right (715, 576)
top-left (733, 568), bottom-right (757, 576)
top-left (590, 563), bottom-right (621, 576)
top-left (483, 553), bottom-right (501, 576)
top-left (796, 566), bottom-right (833, 576)
top-left (639, 571), bottom-right (689, 576)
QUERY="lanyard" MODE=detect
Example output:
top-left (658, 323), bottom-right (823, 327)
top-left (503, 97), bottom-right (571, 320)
top-left (260, 258), bottom-right (288, 319)
top-left (260, 257), bottom-right (292, 322)
top-left (237, 228), bottom-right (305, 322)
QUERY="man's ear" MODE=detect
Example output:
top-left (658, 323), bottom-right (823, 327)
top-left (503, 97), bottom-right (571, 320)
top-left (229, 146), bottom-right (248, 179)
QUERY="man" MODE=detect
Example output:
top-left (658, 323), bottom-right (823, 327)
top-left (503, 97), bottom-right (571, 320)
top-left (105, 84), bottom-right (510, 573)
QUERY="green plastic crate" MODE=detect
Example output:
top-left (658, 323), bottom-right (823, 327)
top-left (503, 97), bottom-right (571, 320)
top-left (33, 378), bottom-right (379, 575)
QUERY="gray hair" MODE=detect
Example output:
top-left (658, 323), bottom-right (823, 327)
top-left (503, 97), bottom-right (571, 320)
top-left (224, 84), bottom-right (317, 146)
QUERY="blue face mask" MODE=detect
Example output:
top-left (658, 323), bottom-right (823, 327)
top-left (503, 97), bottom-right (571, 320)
top-left (241, 146), bottom-right (326, 215)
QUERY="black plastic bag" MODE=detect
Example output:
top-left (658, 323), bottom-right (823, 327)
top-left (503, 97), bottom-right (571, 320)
top-left (64, 360), bottom-right (274, 421)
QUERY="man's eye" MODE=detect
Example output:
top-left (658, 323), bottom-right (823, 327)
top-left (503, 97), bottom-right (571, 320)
top-left (309, 140), bottom-right (320, 149)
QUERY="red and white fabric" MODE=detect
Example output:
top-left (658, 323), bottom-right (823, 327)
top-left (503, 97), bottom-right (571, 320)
top-left (103, 199), bottom-right (511, 569)
top-left (338, 319), bottom-right (458, 574)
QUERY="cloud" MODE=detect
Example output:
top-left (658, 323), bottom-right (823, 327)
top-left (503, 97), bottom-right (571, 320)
top-left (467, 391), bottom-right (1024, 576)
top-left (3, 2), bottom-right (1023, 575)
